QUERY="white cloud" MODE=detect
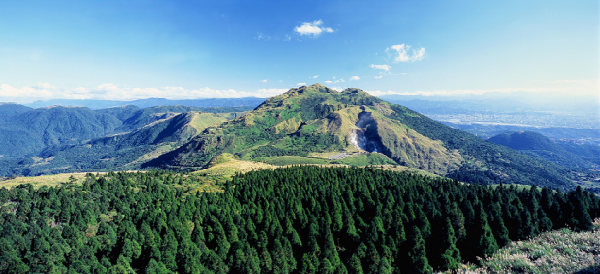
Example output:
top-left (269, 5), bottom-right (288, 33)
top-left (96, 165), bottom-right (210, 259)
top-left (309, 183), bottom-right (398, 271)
top-left (294, 20), bottom-right (334, 37)
top-left (261, 79), bottom-right (267, 83)
top-left (350, 76), bottom-right (360, 81)
top-left (0, 83), bottom-right (291, 103)
top-left (324, 78), bottom-right (346, 84)
top-left (312, 75), bottom-right (319, 78)
top-left (374, 76), bottom-right (383, 79)
top-left (4, 80), bottom-right (595, 104)
top-left (386, 44), bottom-right (425, 63)
top-left (253, 89), bottom-right (289, 97)
top-left (369, 64), bottom-right (391, 71)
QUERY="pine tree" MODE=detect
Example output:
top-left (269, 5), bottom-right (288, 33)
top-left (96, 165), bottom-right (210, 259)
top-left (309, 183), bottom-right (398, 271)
top-left (439, 218), bottom-right (461, 271)
top-left (272, 239), bottom-right (290, 274)
top-left (475, 201), bottom-right (499, 258)
top-left (408, 227), bottom-right (432, 274)
top-left (347, 253), bottom-right (363, 274)
top-left (571, 191), bottom-right (594, 231)
top-left (487, 202), bottom-right (510, 247)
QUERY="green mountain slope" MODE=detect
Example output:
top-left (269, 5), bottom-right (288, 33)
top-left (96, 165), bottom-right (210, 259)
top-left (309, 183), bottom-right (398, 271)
top-left (0, 104), bottom-right (221, 158)
top-left (558, 141), bottom-right (600, 166)
top-left (153, 84), bottom-right (573, 189)
top-left (0, 103), bottom-right (32, 119)
top-left (0, 106), bottom-right (122, 157)
top-left (3, 111), bottom-right (228, 176)
top-left (488, 131), bottom-right (596, 169)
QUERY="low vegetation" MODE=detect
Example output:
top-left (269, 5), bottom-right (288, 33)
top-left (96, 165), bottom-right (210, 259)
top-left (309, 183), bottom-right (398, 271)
top-left (443, 218), bottom-right (600, 273)
top-left (0, 172), bottom-right (97, 189)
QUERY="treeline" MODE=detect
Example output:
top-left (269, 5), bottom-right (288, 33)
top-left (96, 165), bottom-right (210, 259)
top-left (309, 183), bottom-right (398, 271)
top-left (0, 167), bottom-right (598, 273)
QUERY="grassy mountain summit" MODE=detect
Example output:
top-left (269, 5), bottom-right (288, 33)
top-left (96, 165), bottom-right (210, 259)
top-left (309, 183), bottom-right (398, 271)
top-left (154, 84), bottom-right (572, 189)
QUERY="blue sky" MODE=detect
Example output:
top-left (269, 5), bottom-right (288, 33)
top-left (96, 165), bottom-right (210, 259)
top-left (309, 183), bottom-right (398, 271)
top-left (0, 0), bottom-right (598, 103)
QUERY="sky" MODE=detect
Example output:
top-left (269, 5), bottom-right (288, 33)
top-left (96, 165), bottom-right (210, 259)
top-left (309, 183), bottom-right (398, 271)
top-left (0, 0), bottom-right (598, 106)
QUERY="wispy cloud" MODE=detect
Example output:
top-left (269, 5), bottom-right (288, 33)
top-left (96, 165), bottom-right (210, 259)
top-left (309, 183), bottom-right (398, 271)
top-left (374, 76), bottom-right (383, 79)
top-left (256, 32), bottom-right (271, 40)
top-left (386, 44), bottom-right (425, 63)
top-left (312, 75), bottom-right (319, 78)
top-left (350, 76), bottom-right (360, 81)
top-left (325, 78), bottom-right (345, 84)
top-left (261, 79), bottom-right (267, 83)
top-left (294, 20), bottom-right (334, 37)
top-left (296, 83), bottom-right (307, 86)
top-left (0, 83), bottom-right (291, 103)
top-left (370, 64), bottom-right (391, 71)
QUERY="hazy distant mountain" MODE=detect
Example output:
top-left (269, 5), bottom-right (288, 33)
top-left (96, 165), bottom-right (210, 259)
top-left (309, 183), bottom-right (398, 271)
top-left (379, 97), bottom-right (532, 114)
top-left (379, 92), bottom-right (600, 113)
top-left (25, 97), bottom-right (265, 109)
top-left (443, 122), bottom-right (600, 141)
top-left (0, 102), bottom-right (32, 116)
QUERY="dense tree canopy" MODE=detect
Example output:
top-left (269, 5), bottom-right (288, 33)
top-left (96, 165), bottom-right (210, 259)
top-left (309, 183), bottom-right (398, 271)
top-left (0, 167), bottom-right (598, 273)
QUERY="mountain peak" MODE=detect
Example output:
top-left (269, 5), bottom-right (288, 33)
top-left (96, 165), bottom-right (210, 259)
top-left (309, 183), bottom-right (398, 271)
top-left (299, 83), bottom-right (336, 94)
top-left (307, 83), bottom-right (327, 89)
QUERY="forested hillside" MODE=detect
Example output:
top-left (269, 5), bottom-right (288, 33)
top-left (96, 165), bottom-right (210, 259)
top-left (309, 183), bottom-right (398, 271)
top-left (1, 167), bottom-right (597, 273)
top-left (0, 104), bottom-right (249, 158)
top-left (488, 131), bottom-right (595, 169)
top-left (0, 112), bottom-right (228, 176)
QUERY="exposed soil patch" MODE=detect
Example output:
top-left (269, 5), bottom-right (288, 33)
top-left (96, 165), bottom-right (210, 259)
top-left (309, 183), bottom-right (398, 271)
top-left (349, 111), bottom-right (383, 153)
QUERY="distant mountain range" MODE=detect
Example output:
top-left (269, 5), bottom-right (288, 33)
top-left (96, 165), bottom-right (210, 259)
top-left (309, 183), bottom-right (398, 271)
top-left (24, 97), bottom-right (265, 109)
top-left (379, 96), bottom-right (533, 114)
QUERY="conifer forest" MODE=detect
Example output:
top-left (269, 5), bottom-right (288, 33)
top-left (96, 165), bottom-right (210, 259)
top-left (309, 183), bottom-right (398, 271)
top-left (1, 166), bottom-right (598, 273)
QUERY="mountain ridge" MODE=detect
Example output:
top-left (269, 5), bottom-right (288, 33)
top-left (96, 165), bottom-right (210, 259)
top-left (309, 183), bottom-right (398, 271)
top-left (151, 84), bottom-right (573, 189)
